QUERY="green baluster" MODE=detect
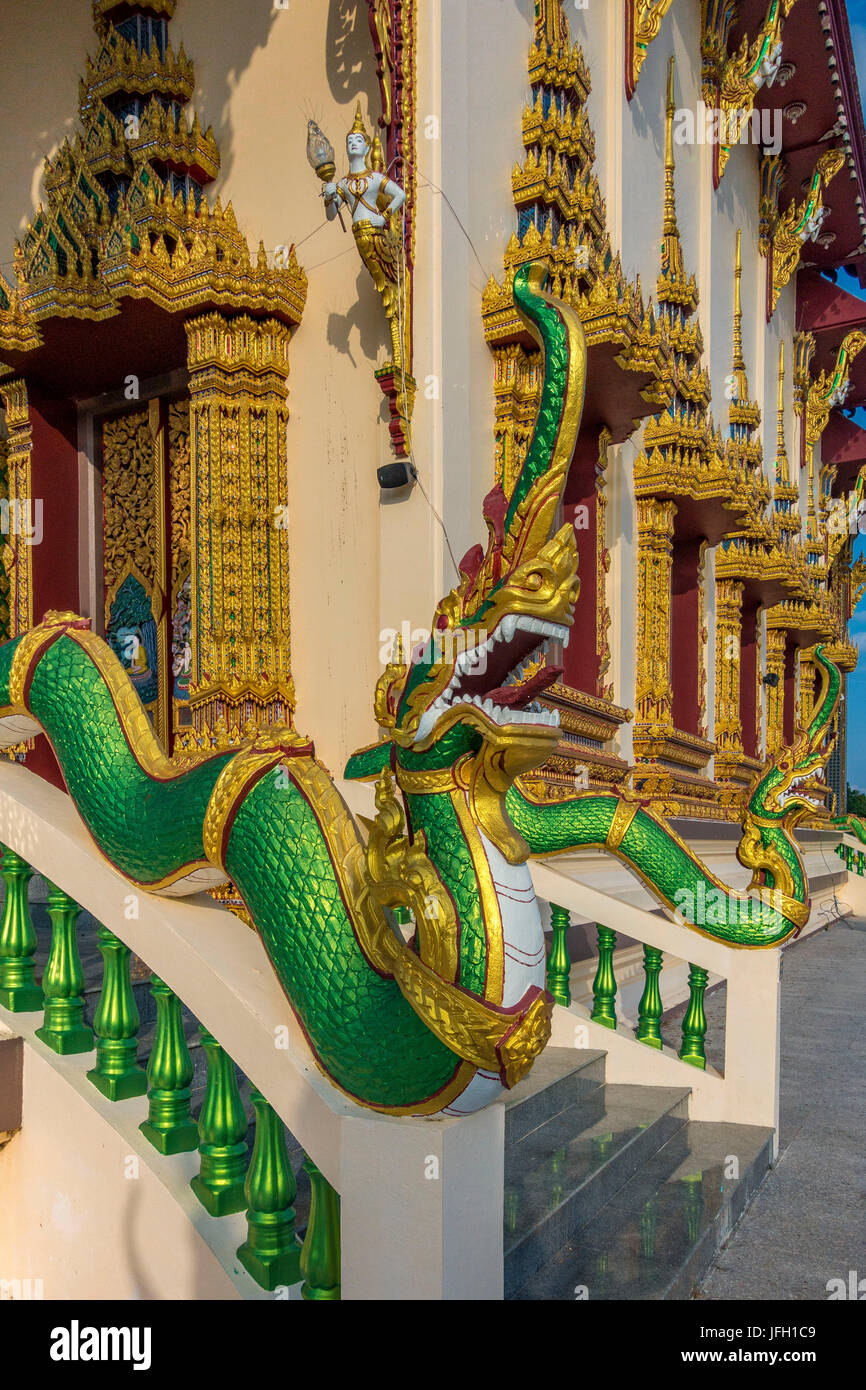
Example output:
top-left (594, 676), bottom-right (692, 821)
top-left (858, 852), bottom-right (865, 878)
top-left (504, 1189), bottom-right (519, 1237)
top-left (139, 976), bottom-right (197, 1154)
top-left (35, 882), bottom-right (93, 1053)
top-left (546, 904), bottom-right (571, 1007)
top-left (300, 1156), bottom-right (341, 1301)
top-left (682, 1172), bottom-right (704, 1245)
top-left (550, 1144), bottom-right (567, 1210)
top-left (636, 944), bottom-right (663, 1049)
top-left (237, 1087), bottom-right (301, 1290)
top-left (679, 964), bottom-right (708, 1070)
top-left (590, 925), bottom-right (617, 1028)
top-left (191, 1029), bottom-right (248, 1216)
top-left (639, 1195), bottom-right (659, 1261)
top-left (86, 926), bottom-right (147, 1099)
top-left (591, 1131), bottom-right (615, 1163)
top-left (0, 847), bottom-right (41, 1012)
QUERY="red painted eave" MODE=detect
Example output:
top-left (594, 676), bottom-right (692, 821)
top-left (798, 267), bottom-right (866, 335)
top-left (797, 268), bottom-right (866, 411)
top-left (744, 0), bottom-right (866, 272)
top-left (822, 410), bottom-right (866, 494)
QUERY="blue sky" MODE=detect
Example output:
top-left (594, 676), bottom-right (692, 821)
top-left (841, 3), bottom-right (866, 792)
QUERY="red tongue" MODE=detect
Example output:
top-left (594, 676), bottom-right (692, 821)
top-left (488, 665), bottom-right (563, 708)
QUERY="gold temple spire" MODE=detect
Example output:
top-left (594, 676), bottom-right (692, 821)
top-left (776, 340), bottom-right (789, 484)
top-left (657, 55), bottom-right (692, 301)
top-left (727, 228), bottom-right (761, 436)
top-left (663, 56), bottom-right (678, 239)
top-left (732, 228), bottom-right (745, 375)
top-left (806, 444), bottom-right (819, 540)
top-left (534, 0), bottom-right (568, 47)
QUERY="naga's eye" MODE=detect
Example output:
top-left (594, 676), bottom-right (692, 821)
top-left (525, 573), bottom-right (543, 591)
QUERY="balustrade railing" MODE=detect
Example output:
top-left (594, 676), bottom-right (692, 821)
top-left (531, 856), bottom-right (783, 1138)
top-left (0, 841), bottom-right (341, 1300)
top-left (836, 842), bottom-right (866, 876)
top-left (546, 906), bottom-right (711, 1069)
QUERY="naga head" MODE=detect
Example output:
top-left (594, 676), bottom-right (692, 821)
top-left (748, 646), bottom-right (841, 826)
top-left (367, 264), bottom-right (586, 862)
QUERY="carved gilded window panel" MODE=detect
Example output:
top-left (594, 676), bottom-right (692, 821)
top-left (101, 396), bottom-right (193, 752)
top-left (0, 379), bottom-right (34, 644)
top-left (0, 418), bottom-right (13, 643)
top-left (181, 313), bottom-right (294, 753)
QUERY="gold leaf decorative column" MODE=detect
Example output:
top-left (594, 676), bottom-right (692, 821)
top-left (714, 580), bottom-right (744, 760)
top-left (597, 429), bottom-right (613, 703)
top-left (635, 498), bottom-right (676, 728)
top-left (0, 379), bottom-right (34, 639)
top-left (697, 540), bottom-right (710, 738)
top-left (799, 653), bottom-right (817, 726)
top-left (765, 629), bottom-right (787, 754)
top-left (182, 314), bottom-right (294, 750)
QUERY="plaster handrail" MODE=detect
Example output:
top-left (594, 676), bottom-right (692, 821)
top-left (0, 760), bottom-right (505, 1300)
top-left (529, 856), bottom-right (784, 1139)
top-left (0, 761), bottom-right (354, 1176)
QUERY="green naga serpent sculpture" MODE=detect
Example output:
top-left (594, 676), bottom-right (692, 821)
top-left (0, 265), bottom-right (840, 1118)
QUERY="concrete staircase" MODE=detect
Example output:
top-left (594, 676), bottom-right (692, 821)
top-left (28, 883), bottom-right (773, 1299)
top-left (504, 1047), bottom-right (773, 1300)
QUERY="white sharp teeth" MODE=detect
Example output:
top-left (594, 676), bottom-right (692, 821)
top-left (414, 709), bottom-right (437, 744)
top-left (482, 698), bottom-right (494, 715)
top-left (515, 616), bottom-right (569, 643)
top-left (562, 629), bottom-right (570, 649)
top-left (501, 615), bottom-right (518, 643)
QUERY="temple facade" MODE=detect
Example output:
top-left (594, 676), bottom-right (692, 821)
top-left (1, 0), bottom-right (863, 821)
top-left (0, 0), bottom-right (864, 1304)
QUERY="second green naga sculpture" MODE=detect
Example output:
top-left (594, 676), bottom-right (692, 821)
top-left (0, 265), bottom-right (839, 1117)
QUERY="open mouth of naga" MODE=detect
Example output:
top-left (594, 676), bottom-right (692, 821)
top-left (413, 614), bottom-right (571, 744)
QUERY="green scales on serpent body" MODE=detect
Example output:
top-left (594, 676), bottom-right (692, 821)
top-left (0, 266), bottom-right (840, 1116)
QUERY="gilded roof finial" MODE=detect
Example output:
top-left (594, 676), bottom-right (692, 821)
top-left (776, 340), bottom-right (789, 484)
top-left (658, 55), bottom-right (689, 297)
top-left (535, 0), bottom-right (568, 48)
top-left (732, 228), bottom-right (745, 375)
top-left (663, 56), bottom-right (678, 240)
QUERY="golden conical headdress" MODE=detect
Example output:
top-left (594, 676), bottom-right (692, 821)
top-left (350, 101), bottom-right (371, 145)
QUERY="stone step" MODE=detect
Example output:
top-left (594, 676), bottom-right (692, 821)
top-left (503, 1046), bottom-right (606, 1148)
top-left (510, 1119), bottom-right (773, 1300)
top-left (504, 1082), bottom-right (690, 1298)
